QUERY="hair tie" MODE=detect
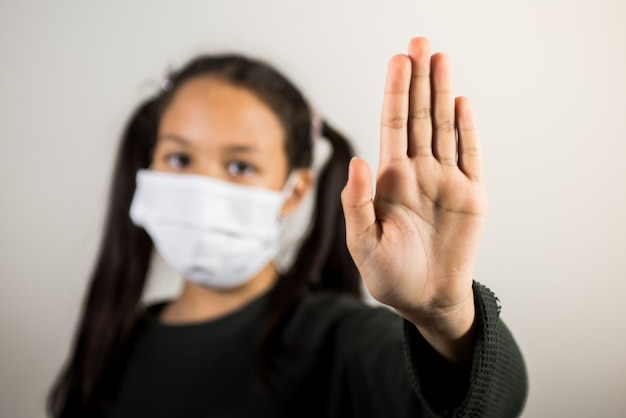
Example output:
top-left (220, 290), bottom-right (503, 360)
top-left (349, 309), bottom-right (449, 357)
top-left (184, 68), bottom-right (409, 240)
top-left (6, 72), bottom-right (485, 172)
top-left (310, 109), bottom-right (324, 143)
top-left (161, 78), bottom-right (173, 92)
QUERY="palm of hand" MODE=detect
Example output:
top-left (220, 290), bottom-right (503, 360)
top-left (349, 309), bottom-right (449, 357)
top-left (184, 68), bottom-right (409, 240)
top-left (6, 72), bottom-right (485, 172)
top-left (342, 38), bottom-right (487, 323)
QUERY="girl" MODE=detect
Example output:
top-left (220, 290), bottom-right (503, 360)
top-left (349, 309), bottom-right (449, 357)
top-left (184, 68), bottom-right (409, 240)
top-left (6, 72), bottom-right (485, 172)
top-left (49, 37), bottom-right (527, 417)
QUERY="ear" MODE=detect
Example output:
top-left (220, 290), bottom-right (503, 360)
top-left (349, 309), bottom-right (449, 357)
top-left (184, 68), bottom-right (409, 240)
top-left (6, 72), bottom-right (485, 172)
top-left (280, 170), bottom-right (314, 219)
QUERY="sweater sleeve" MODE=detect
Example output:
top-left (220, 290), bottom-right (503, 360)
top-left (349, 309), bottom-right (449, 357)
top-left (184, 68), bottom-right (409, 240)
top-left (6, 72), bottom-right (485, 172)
top-left (403, 281), bottom-right (528, 417)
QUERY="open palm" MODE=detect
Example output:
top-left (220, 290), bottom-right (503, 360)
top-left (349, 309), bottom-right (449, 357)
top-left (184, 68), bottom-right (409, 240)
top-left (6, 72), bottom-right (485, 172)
top-left (341, 38), bottom-right (487, 334)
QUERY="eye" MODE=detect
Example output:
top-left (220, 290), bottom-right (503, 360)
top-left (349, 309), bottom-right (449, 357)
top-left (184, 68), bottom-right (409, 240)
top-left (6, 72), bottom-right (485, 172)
top-left (165, 153), bottom-right (191, 170)
top-left (227, 160), bottom-right (256, 177)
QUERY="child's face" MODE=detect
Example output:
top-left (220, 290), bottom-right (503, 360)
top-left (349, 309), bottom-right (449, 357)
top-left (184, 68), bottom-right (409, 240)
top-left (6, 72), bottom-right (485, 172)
top-left (152, 76), bottom-right (290, 191)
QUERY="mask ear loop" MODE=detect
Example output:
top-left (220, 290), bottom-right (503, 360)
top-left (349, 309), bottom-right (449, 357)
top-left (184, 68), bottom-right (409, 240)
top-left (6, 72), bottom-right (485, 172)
top-left (275, 107), bottom-right (332, 271)
top-left (283, 170), bottom-right (301, 195)
top-left (278, 170), bottom-right (305, 220)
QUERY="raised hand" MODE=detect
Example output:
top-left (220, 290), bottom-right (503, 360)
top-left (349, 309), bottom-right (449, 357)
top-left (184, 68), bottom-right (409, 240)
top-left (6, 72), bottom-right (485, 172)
top-left (341, 37), bottom-right (488, 363)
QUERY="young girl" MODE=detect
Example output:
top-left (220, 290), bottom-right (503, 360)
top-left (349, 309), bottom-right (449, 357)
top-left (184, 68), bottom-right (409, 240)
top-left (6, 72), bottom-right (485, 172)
top-left (48, 37), bottom-right (527, 417)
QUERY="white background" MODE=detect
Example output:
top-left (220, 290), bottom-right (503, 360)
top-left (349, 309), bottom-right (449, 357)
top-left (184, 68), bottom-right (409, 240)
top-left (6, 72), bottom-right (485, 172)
top-left (1, 1), bottom-right (625, 417)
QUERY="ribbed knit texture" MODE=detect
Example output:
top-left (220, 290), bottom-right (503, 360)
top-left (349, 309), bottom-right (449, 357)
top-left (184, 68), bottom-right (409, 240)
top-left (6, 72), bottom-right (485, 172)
top-left (404, 282), bottom-right (528, 417)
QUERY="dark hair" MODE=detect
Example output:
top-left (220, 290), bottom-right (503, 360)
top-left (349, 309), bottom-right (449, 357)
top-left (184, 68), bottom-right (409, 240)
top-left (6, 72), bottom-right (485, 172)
top-left (47, 55), bottom-right (361, 417)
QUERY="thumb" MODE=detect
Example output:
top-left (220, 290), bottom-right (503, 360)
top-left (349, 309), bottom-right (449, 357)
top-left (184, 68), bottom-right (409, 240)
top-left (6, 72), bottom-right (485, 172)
top-left (341, 157), bottom-right (377, 251)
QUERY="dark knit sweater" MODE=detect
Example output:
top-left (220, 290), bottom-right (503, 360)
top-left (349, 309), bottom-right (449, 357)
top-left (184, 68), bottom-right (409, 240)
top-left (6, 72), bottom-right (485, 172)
top-left (107, 282), bottom-right (527, 417)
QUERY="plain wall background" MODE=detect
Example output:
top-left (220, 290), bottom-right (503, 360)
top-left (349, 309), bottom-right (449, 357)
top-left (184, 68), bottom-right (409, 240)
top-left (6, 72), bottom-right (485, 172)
top-left (1, 0), bottom-right (625, 416)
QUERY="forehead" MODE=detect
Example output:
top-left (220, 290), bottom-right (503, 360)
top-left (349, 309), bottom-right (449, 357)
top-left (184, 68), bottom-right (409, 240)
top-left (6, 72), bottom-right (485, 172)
top-left (158, 76), bottom-right (285, 150)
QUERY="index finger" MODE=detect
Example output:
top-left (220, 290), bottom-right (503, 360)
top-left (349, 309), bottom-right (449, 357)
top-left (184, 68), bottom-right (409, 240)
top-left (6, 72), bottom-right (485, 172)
top-left (379, 54), bottom-right (411, 166)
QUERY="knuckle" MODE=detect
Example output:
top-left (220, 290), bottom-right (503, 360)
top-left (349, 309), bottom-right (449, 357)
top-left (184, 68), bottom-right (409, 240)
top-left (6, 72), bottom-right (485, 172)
top-left (458, 125), bottom-right (475, 133)
top-left (437, 120), bottom-right (455, 133)
top-left (411, 73), bottom-right (429, 81)
top-left (438, 156), bottom-right (457, 166)
top-left (410, 107), bottom-right (431, 120)
top-left (408, 144), bottom-right (433, 158)
top-left (382, 116), bottom-right (407, 130)
top-left (461, 145), bottom-right (482, 157)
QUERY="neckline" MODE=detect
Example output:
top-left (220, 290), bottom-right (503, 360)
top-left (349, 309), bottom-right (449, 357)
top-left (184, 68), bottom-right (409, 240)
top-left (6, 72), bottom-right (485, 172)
top-left (143, 289), bottom-right (271, 333)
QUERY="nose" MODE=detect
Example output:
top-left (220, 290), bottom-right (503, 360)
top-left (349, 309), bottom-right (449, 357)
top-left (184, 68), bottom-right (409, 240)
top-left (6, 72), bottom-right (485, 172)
top-left (187, 157), bottom-right (229, 181)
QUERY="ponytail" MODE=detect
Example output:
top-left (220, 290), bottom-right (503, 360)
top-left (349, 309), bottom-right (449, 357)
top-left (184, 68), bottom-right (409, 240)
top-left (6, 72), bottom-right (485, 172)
top-left (48, 99), bottom-right (157, 417)
top-left (259, 120), bottom-right (361, 378)
top-left (301, 121), bottom-right (361, 294)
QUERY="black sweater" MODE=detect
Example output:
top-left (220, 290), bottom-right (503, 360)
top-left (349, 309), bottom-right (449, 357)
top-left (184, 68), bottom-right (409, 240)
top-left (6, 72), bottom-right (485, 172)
top-left (107, 282), bottom-right (527, 417)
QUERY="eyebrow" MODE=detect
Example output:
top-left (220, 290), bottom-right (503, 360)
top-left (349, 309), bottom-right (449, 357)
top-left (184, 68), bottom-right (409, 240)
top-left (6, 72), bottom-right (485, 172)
top-left (223, 145), bottom-right (263, 155)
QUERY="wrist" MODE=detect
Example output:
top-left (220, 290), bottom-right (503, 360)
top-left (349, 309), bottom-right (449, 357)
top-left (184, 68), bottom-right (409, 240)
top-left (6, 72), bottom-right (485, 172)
top-left (398, 294), bottom-right (477, 364)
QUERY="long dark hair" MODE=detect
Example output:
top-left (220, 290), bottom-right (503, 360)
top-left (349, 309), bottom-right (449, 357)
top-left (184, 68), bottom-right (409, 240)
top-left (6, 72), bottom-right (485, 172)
top-left (48, 54), bottom-right (361, 417)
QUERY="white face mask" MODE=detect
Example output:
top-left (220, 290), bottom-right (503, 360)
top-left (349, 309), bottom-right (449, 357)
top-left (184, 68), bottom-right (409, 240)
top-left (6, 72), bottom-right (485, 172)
top-left (129, 169), bottom-right (294, 289)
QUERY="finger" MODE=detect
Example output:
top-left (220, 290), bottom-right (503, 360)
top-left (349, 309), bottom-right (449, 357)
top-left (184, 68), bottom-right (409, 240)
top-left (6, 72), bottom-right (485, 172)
top-left (407, 37), bottom-right (433, 158)
top-left (456, 97), bottom-right (483, 180)
top-left (431, 53), bottom-right (457, 165)
top-left (379, 54), bottom-right (411, 165)
top-left (341, 157), bottom-right (377, 252)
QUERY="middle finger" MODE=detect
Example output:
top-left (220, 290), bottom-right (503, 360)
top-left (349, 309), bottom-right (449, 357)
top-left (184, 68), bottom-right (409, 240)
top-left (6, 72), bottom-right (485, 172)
top-left (431, 53), bottom-right (457, 165)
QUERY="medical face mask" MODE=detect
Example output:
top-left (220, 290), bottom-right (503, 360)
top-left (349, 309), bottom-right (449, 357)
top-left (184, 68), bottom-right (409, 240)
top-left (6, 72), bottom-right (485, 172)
top-left (129, 169), bottom-right (294, 289)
